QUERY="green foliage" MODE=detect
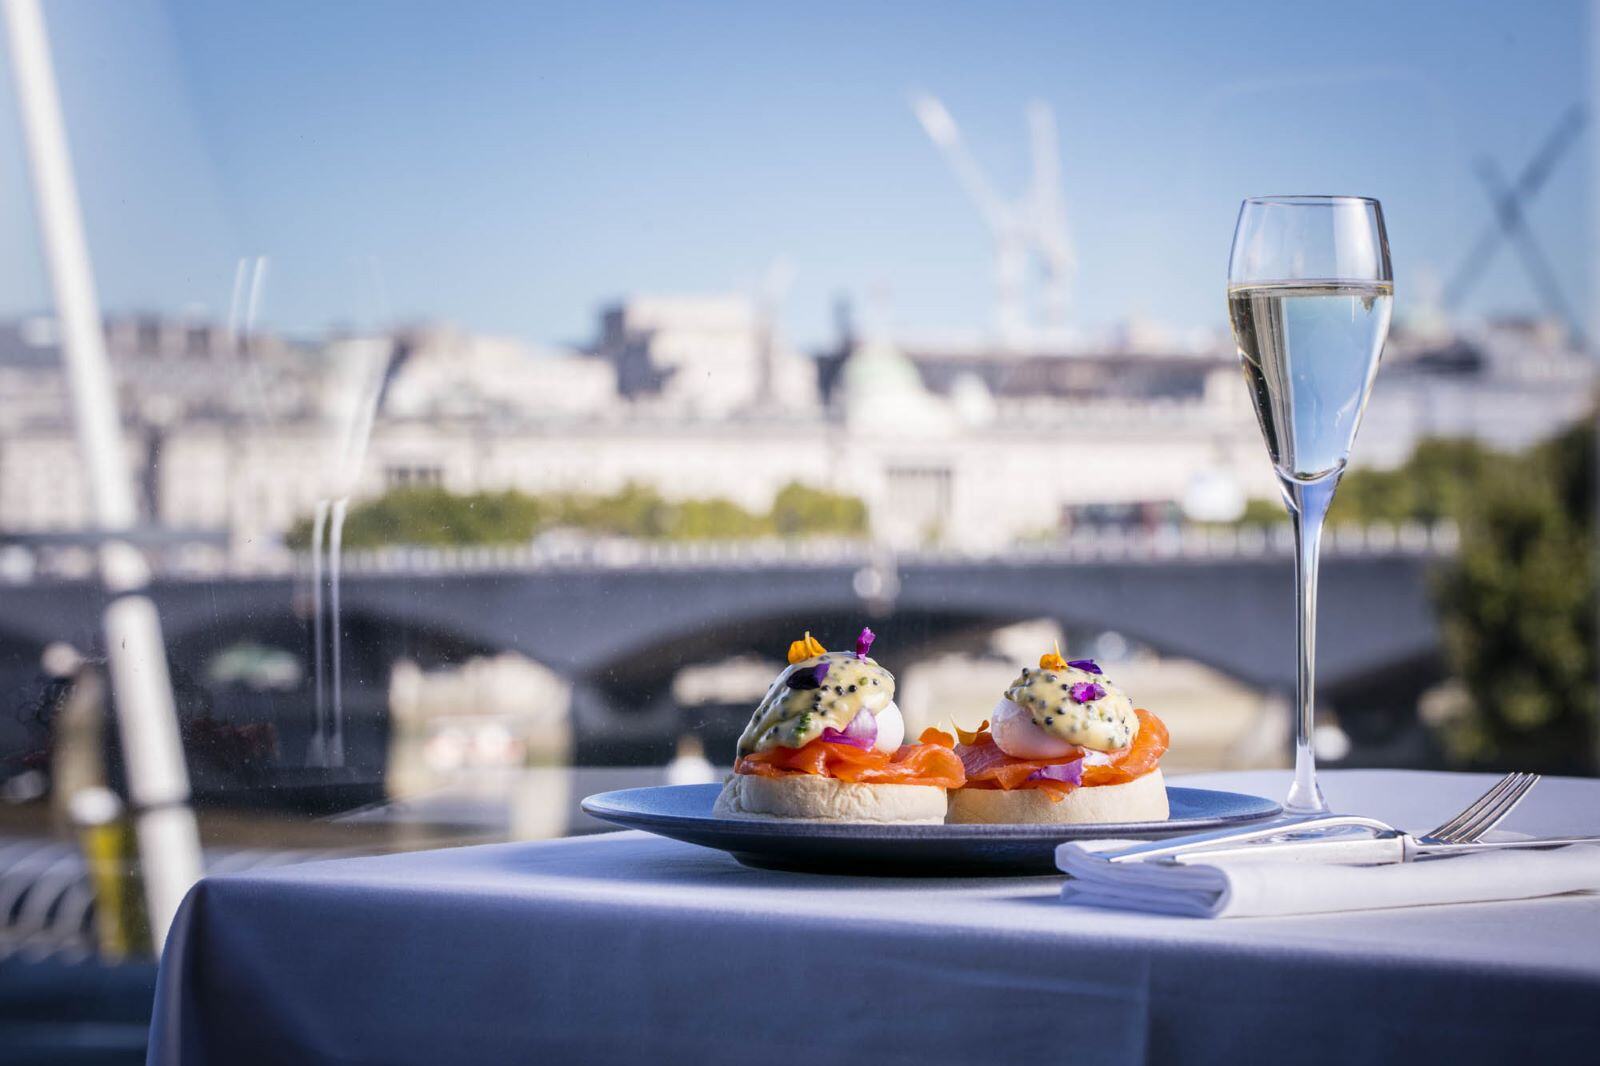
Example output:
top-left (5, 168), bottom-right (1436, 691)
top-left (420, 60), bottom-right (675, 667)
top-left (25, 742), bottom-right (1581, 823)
top-left (1234, 438), bottom-right (1508, 527)
top-left (1331, 438), bottom-right (1508, 526)
top-left (1235, 497), bottom-right (1287, 527)
top-left (284, 488), bottom-right (549, 550)
top-left (667, 497), bottom-right (773, 540)
top-left (1231, 430), bottom-right (1596, 771)
top-left (561, 483), bottom-right (675, 538)
top-left (286, 480), bottom-right (868, 549)
top-left (1434, 422), bottom-right (1596, 771)
top-left (770, 481), bottom-right (868, 537)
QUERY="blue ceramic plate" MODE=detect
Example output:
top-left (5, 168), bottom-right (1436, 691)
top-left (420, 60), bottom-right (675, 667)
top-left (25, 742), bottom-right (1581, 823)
top-left (581, 783), bottom-right (1280, 875)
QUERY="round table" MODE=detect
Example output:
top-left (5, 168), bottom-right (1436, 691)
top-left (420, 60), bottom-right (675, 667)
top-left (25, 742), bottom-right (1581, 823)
top-left (147, 769), bottom-right (1600, 1065)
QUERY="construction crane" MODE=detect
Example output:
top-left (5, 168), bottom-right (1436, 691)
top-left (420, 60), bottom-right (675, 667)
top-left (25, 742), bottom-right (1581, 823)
top-left (911, 92), bottom-right (1075, 349)
top-left (1443, 104), bottom-right (1587, 349)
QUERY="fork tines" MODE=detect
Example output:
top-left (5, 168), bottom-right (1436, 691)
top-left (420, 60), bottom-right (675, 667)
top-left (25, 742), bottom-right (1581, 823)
top-left (1426, 772), bottom-right (1541, 844)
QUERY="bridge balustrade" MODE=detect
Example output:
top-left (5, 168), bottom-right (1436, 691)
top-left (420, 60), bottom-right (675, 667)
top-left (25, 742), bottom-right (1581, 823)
top-left (0, 521), bottom-right (1459, 584)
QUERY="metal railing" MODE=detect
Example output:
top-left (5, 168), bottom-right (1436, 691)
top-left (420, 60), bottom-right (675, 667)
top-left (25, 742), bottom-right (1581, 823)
top-left (0, 835), bottom-right (332, 963)
top-left (0, 520), bottom-right (1461, 584)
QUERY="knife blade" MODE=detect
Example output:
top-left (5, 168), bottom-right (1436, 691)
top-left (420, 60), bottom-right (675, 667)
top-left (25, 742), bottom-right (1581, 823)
top-left (1103, 814), bottom-right (1396, 864)
top-left (1167, 832), bottom-right (1407, 866)
top-left (1410, 836), bottom-right (1600, 858)
top-left (1163, 834), bottom-right (1600, 867)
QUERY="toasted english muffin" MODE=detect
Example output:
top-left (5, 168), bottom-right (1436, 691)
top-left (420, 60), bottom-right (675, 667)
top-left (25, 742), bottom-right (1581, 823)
top-left (713, 772), bottom-right (948, 824)
top-left (945, 768), bottom-right (1168, 825)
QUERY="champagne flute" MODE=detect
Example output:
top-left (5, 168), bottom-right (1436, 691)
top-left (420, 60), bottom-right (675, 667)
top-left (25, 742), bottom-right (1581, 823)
top-left (1227, 196), bottom-right (1393, 815)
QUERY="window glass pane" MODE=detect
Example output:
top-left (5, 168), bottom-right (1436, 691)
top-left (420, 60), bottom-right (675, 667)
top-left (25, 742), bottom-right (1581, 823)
top-left (0, 4), bottom-right (1592, 1042)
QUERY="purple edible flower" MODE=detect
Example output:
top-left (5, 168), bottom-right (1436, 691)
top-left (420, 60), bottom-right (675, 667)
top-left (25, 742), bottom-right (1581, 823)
top-left (786, 661), bottom-right (831, 690)
top-left (1067, 659), bottom-right (1102, 675)
top-left (856, 626), bottom-right (876, 660)
top-left (1069, 681), bottom-right (1106, 704)
top-left (1027, 759), bottom-right (1084, 787)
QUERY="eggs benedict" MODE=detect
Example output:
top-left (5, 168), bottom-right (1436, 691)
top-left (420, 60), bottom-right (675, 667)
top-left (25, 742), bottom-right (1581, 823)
top-left (943, 648), bottom-right (1170, 824)
top-left (713, 628), bottom-right (965, 823)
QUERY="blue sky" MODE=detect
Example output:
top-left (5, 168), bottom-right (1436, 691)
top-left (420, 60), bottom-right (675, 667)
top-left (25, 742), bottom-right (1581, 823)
top-left (0, 0), bottom-right (1589, 348)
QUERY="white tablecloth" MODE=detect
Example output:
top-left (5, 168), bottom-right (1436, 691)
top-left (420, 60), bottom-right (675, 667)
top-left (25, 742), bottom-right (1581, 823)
top-left (147, 770), bottom-right (1600, 1066)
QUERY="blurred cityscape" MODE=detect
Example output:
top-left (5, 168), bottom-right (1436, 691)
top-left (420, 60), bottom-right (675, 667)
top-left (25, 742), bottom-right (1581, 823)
top-left (0, 295), bottom-right (1589, 813)
top-left (1, 298), bottom-right (1588, 566)
top-left (0, 2), bottom-right (1587, 1030)
top-left (0, 12), bottom-right (1596, 1059)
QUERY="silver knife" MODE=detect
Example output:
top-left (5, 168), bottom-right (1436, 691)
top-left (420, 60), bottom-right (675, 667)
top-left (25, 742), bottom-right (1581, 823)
top-left (1163, 833), bottom-right (1600, 866)
top-left (1103, 815), bottom-right (1396, 864)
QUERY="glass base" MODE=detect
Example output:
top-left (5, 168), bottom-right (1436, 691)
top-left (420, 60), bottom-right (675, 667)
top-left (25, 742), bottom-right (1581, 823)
top-left (1284, 777), bottom-right (1329, 816)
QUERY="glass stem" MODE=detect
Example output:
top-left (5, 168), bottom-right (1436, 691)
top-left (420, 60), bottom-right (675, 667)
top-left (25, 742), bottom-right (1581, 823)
top-left (1281, 472), bottom-right (1338, 815)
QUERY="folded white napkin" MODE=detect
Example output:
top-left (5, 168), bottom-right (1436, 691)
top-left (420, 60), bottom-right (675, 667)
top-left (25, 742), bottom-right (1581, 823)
top-left (1057, 839), bottom-right (1600, 918)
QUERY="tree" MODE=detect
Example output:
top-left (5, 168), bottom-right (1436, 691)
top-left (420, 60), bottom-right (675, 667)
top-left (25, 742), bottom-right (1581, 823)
top-left (1331, 438), bottom-right (1506, 526)
top-left (283, 480), bottom-right (868, 548)
top-left (561, 483), bottom-right (675, 538)
top-left (770, 482), bottom-right (868, 536)
top-left (284, 488), bottom-right (549, 550)
top-left (1230, 428), bottom-right (1597, 772)
top-left (1236, 497), bottom-right (1287, 527)
top-left (1234, 438), bottom-right (1507, 527)
top-left (667, 498), bottom-right (773, 540)
top-left (1433, 422), bottom-right (1596, 771)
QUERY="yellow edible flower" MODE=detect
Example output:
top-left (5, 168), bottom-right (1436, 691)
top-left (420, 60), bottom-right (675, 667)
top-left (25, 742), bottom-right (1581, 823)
top-left (955, 719), bottom-right (990, 746)
top-left (787, 631), bottom-right (827, 664)
top-left (1039, 641), bottom-right (1068, 673)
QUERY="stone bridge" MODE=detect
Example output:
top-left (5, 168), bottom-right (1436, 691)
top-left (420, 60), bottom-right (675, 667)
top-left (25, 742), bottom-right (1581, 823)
top-left (0, 526), bottom-right (1455, 760)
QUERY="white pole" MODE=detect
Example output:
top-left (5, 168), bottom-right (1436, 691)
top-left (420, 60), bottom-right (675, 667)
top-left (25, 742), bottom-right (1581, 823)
top-left (1591, 0), bottom-right (1600, 779)
top-left (2, 0), bottom-right (201, 948)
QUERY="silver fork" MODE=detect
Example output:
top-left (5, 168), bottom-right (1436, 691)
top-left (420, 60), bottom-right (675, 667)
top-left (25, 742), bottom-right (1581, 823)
top-left (1105, 772), bottom-right (1540, 864)
top-left (1420, 772), bottom-right (1540, 843)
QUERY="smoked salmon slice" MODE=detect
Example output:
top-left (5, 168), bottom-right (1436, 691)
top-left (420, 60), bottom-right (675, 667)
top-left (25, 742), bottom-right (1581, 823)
top-left (1083, 710), bottom-right (1168, 786)
top-left (735, 739), bottom-right (966, 789)
top-left (953, 709), bottom-right (1169, 801)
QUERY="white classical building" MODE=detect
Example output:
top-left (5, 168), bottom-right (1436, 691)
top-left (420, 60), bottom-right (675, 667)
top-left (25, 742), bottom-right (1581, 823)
top-left (595, 295), bottom-right (819, 418)
top-left (0, 300), bottom-right (1591, 573)
top-left (380, 325), bottom-right (618, 422)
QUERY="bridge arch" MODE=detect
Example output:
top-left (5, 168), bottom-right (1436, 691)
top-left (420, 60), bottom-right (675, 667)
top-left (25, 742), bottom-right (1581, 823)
top-left (0, 552), bottom-right (1447, 771)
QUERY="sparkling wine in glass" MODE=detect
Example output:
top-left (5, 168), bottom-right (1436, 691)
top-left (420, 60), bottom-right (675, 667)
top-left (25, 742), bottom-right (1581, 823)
top-left (1227, 196), bottom-right (1393, 815)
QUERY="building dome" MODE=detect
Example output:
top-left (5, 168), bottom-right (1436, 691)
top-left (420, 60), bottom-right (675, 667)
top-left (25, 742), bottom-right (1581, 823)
top-left (949, 371), bottom-right (997, 426)
top-left (840, 335), bottom-right (951, 434)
